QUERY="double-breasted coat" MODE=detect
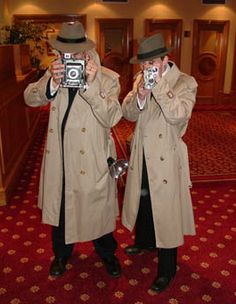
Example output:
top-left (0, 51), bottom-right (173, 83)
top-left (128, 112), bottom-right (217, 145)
top-left (122, 62), bottom-right (198, 248)
top-left (24, 50), bottom-right (122, 244)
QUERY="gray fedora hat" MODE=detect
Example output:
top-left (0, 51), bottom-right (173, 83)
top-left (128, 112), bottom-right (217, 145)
top-left (48, 21), bottom-right (95, 53)
top-left (130, 33), bottom-right (171, 64)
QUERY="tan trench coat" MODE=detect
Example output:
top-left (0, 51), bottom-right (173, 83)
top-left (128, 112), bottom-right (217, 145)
top-left (24, 50), bottom-right (122, 244)
top-left (122, 62), bottom-right (197, 248)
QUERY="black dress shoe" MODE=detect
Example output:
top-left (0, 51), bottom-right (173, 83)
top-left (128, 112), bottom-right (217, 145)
top-left (103, 255), bottom-right (121, 278)
top-left (49, 257), bottom-right (68, 277)
top-left (150, 276), bottom-right (173, 293)
top-left (125, 245), bottom-right (156, 255)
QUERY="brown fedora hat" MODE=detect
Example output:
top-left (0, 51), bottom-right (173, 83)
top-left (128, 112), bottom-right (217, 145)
top-left (130, 33), bottom-right (171, 64)
top-left (48, 21), bottom-right (96, 53)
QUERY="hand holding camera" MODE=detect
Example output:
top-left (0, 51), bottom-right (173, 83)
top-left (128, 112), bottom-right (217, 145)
top-left (137, 65), bottom-right (161, 100)
top-left (50, 58), bottom-right (65, 88)
top-left (85, 54), bottom-right (98, 85)
top-left (136, 72), bottom-right (154, 102)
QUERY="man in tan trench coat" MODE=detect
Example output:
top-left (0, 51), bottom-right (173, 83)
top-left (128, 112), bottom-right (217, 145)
top-left (24, 22), bottom-right (123, 278)
top-left (122, 33), bottom-right (197, 292)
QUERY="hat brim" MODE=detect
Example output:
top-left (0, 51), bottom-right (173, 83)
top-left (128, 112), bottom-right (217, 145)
top-left (48, 36), bottom-right (96, 53)
top-left (129, 48), bottom-right (171, 64)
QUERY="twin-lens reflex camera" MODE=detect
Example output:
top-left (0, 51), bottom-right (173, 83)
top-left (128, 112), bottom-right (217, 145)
top-left (60, 53), bottom-right (86, 89)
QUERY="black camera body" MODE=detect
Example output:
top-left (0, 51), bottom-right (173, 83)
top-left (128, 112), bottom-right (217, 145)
top-left (143, 66), bottom-right (159, 90)
top-left (61, 53), bottom-right (86, 89)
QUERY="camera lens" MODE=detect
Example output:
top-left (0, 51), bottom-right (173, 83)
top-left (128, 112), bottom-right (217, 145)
top-left (67, 68), bottom-right (79, 79)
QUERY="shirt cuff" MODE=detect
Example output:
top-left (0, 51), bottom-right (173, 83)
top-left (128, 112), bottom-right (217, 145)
top-left (50, 78), bottom-right (59, 95)
top-left (137, 95), bottom-right (146, 110)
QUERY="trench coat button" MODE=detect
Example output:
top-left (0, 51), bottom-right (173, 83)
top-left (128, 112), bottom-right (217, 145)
top-left (32, 88), bottom-right (38, 94)
top-left (45, 149), bottom-right (50, 154)
top-left (80, 150), bottom-right (85, 155)
top-left (51, 106), bottom-right (56, 111)
top-left (80, 170), bottom-right (85, 175)
top-left (130, 166), bottom-right (134, 170)
top-left (163, 179), bottom-right (168, 184)
top-left (81, 128), bottom-right (86, 132)
top-left (100, 91), bottom-right (106, 98)
top-left (160, 156), bottom-right (164, 161)
top-left (167, 90), bottom-right (174, 98)
top-left (158, 133), bottom-right (163, 138)
top-left (49, 128), bottom-right (53, 133)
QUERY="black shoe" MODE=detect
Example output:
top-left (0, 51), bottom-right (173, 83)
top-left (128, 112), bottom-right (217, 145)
top-left (150, 276), bottom-right (173, 293)
top-left (103, 255), bottom-right (121, 278)
top-left (49, 256), bottom-right (68, 277)
top-left (125, 245), bottom-right (156, 255)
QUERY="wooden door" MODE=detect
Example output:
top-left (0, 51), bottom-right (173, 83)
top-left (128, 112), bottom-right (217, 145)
top-left (95, 18), bottom-right (133, 101)
top-left (230, 32), bottom-right (236, 103)
top-left (191, 20), bottom-right (229, 105)
top-left (144, 19), bottom-right (183, 67)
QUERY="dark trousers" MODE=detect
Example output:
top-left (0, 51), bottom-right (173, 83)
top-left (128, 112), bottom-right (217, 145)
top-left (135, 155), bottom-right (177, 278)
top-left (52, 189), bottom-right (117, 260)
top-left (51, 88), bottom-right (117, 261)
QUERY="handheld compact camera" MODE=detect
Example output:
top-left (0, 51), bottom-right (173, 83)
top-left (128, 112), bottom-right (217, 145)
top-left (143, 66), bottom-right (159, 90)
top-left (61, 53), bottom-right (86, 89)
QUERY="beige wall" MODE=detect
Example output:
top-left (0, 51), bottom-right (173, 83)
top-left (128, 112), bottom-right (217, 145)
top-left (3, 0), bottom-right (236, 93)
top-left (0, 1), bottom-right (3, 24)
top-left (0, 0), bottom-right (8, 25)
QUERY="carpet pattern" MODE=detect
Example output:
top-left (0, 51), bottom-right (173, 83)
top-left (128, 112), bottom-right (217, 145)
top-left (113, 111), bottom-right (236, 182)
top-left (0, 109), bottom-right (236, 304)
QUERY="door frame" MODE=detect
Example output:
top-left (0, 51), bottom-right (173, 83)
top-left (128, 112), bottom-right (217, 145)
top-left (230, 32), bottom-right (236, 103)
top-left (95, 18), bottom-right (133, 100)
top-left (144, 19), bottom-right (183, 67)
top-left (13, 14), bottom-right (86, 26)
top-left (95, 18), bottom-right (133, 60)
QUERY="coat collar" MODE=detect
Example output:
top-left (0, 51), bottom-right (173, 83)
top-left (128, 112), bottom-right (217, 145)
top-left (163, 61), bottom-right (181, 87)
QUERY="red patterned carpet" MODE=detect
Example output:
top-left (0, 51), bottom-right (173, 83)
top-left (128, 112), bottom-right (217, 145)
top-left (0, 109), bottom-right (236, 304)
top-left (113, 110), bottom-right (236, 182)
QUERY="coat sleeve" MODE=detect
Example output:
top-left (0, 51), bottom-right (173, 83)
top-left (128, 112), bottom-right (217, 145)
top-left (24, 70), bottom-right (55, 107)
top-left (121, 74), bottom-right (144, 122)
top-left (152, 74), bottom-right (198, 126)
top-left (79, 69), bottom-right (122, 128)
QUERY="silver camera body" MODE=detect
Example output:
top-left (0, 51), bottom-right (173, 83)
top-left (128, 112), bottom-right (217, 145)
top-left (61, 53), bottom-right (86, 89)
top-left (143, 66), bottom-right (159, 90)
top-left (107, 157), bottom-right (128, 179)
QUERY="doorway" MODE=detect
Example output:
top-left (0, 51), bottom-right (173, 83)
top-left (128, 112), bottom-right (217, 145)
top-left (95, 18), bottom-right (133, 101)
top-left (191, 20), bottom-right (229, 105)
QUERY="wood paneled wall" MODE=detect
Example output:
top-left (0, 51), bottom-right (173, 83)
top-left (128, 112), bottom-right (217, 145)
top-left (0, 45), bottom-right (40, 205)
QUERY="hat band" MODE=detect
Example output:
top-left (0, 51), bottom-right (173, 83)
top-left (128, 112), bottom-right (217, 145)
top-left (137, 47), bottom-right (168, 60)
top-left (56, 36), bottom-right (86, 44)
